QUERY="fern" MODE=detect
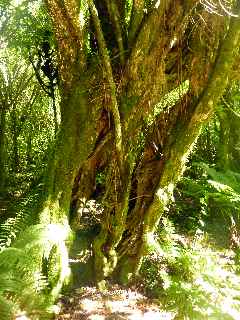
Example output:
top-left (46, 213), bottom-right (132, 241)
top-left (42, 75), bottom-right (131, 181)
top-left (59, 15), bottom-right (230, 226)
top-left (195, 163), bottom-right (240, 192)
top-left (0, 184), bottom-right (44, 251)
top-left (0, 223), bottom-right (71, 320)
top-left (176, 163), bottom-right (240, 228)
top-left (141, 218), bottom-right (240, 319)
top-left (195, 163), bottom-right (240, 220)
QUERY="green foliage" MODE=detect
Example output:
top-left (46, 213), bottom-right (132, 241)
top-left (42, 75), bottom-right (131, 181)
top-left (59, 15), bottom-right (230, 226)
top-left (141, 218), bottom-right (240, 319)
top-left (170, 160), bottom-right (240, 236)
top-left (0, 223), bottom-right (70, 320)
top-left (124, 0), bottom-right (133, 26)
top-left (1, 0), bottom-right (54, 55)
top-left (0, 181), bottom-right (44, 246)
top-left (170, 175), bottom-right (210, 234)
top-left (201, 164), bottom-right (240, 212)
top-left (0, 47), bottom-right (55, 198)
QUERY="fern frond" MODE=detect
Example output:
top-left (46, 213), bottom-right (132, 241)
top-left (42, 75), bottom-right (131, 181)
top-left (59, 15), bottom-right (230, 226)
top-left (0, 185), bottom-right (44, 251)
top-left (0, 223), bottom-right (71, 320)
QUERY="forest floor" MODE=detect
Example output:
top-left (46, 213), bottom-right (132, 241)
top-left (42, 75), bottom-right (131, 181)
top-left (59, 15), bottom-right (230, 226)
top-left (54, 221), bottom-right (240, 320)
top-left (55, 285), bottom-right (175, 320)
top-left (54, 231), bottom-right (175, 320)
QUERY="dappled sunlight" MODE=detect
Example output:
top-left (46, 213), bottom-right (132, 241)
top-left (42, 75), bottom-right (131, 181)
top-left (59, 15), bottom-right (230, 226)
top-left (56, 286), bottom-right (175, 319)
top-left (140, 217), bottom-right (240, 319)
top-left (221, 298), bottom-right (240, 319)
top-left (11, 0), bottom-right (23, 6)
top-left (45, 223), bottom-right (70, 243)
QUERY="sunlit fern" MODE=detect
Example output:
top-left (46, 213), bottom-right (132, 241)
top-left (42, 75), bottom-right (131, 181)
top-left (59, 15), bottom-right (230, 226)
top-left (200, 0), bottom-right (239, 17)
top-left (0, 184), bottom-right (44, 251)
top-left (0, 223), bottom-right (71, 320)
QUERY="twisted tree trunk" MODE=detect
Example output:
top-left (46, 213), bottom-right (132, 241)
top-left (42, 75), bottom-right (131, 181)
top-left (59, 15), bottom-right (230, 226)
top-left (42, 0), bottom-right (240, 285)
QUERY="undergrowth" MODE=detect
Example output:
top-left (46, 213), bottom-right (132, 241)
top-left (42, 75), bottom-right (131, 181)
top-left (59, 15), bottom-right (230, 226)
top-left (0, 182), bottom-right (45, 249)
top-left (139, 151), bottom-right (240, 319)
top-left (140, 217), bottom-right (240, 320)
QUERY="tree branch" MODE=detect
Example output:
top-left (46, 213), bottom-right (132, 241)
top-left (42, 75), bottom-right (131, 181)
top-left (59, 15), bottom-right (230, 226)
top-left (44, 0), bottom-right (86, 90)
top-left (128, 0), bottom-right (171, 67)
top-left (29, 54), bottom-right (51, 96)
top-left (144, 7), bottom-right (240, 236)
top-left (105, 0), bottom-right (125, 64)
top-left (88, 0), bottom-right (123, 165)
top-left (189, 11), bottom-right (240, 129)
top-left (128, 0), bottom-right (145, 46)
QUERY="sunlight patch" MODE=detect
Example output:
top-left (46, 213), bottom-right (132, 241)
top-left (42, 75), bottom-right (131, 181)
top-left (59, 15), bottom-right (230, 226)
top-left (12, 0), bottom-right (23, 5)
top-left (208, 179), bottom-right (233, 192)
top-left (81, 298), bottom-right (102, 312)
top-left (221, 297), bottom-right (240, 319)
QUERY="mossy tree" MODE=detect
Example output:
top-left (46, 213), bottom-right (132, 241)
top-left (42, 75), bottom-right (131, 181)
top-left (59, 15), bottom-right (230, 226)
top-left (8, 0), bottom-right (240, 284)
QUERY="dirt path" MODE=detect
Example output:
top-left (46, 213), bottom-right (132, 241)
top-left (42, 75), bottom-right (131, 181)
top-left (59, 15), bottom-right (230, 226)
top-left (55, 285), bottom-right (175, 320)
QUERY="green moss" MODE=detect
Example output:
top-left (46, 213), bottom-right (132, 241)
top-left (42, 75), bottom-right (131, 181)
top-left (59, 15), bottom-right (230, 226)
top-left (118, 257), bottom-right (136, 285)
top-left (120, 95), bottom-right (140, 117)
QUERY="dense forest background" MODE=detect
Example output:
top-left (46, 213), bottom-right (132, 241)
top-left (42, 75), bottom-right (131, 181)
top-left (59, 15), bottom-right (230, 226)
top-left (1, 0), bottom-right (240, 319)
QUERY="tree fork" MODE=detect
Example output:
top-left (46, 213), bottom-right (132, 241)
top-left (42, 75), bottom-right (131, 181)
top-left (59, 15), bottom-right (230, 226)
top-left (116, 9), bottom-right (240, 282)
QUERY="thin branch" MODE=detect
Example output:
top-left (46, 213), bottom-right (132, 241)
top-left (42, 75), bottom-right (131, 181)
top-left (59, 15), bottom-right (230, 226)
top-left (128, 0), bottom-right (145, 46)
top-left (29, 53), bottom-right (51, 96)
top-left (88, 132), bottom-right (112, 161)
top-left (105, 0), bottom-right (125, 64)
top-left (88, 0), bottom-right (123, 165)
top-left (204, 0), bottom-right (218, 9)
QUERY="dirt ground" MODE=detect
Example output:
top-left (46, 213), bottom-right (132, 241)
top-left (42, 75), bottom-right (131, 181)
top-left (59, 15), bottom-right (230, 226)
top-left (55, 285), bottom-right (175, 320)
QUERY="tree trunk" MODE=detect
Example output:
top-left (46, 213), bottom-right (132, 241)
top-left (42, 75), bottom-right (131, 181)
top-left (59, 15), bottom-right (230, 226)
top-left (40, 82), bottom-right (94, 225)
top-left (41, 0), bottom-right (240, 287)
top-left (92, 9), bottom-right (240, 284)
top-left (11, 110), bottom-right (20, 174)
top-left (217, 107), bottom-right (231, 170)
top-left (0, 108), bottom-right (7, 194)
top-left (218, 101), bottom-right (240, 172)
